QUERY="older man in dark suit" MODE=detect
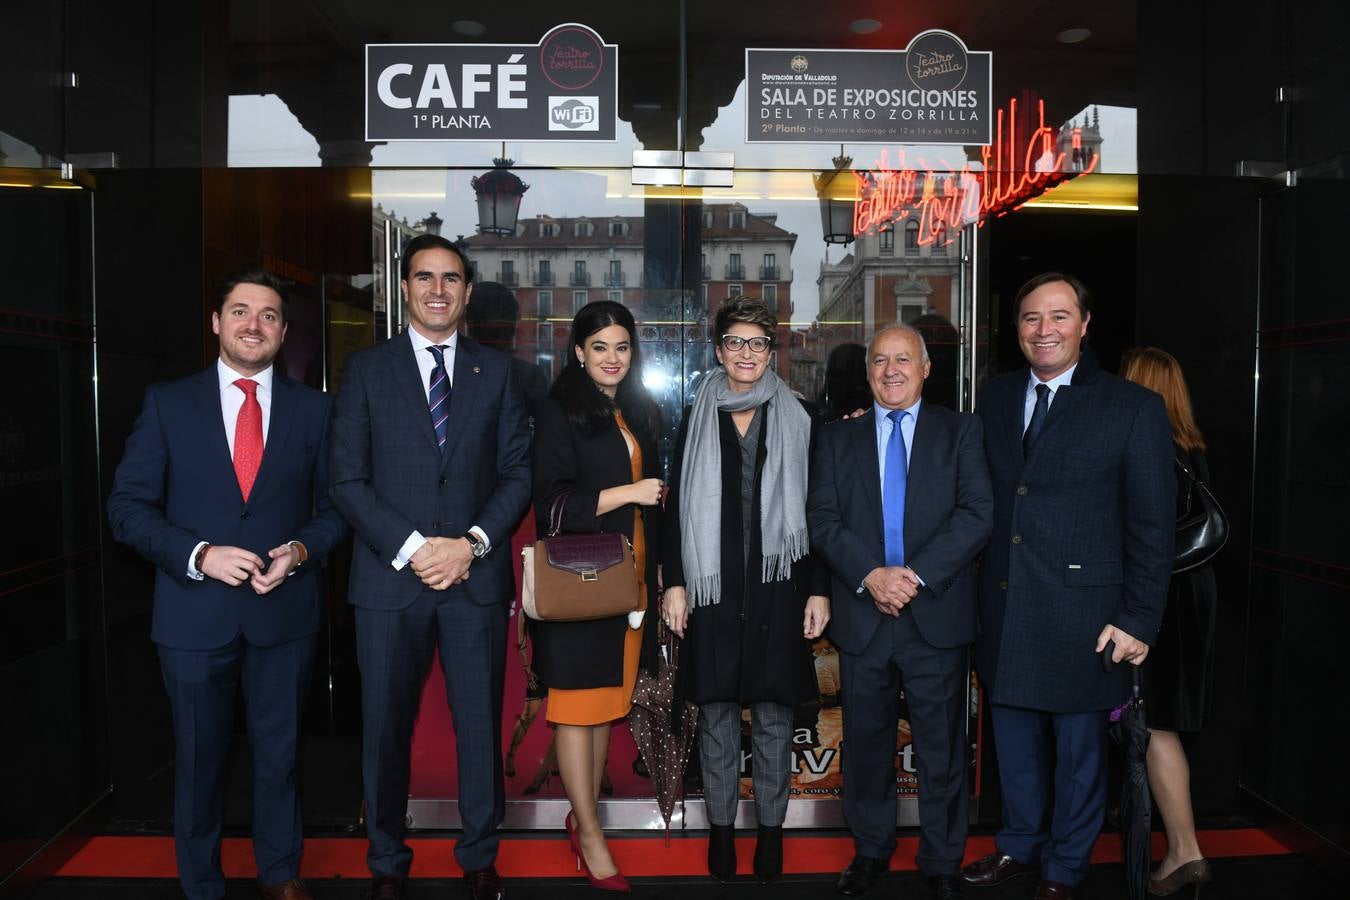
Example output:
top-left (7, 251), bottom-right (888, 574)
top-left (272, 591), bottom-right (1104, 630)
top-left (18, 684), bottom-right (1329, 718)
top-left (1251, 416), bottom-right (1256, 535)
top-left (960, 273), bottom-right (1174, 900)
top-left (329, 235), bottom-right (531, 900)
top-left (108, 270), bottom-right (347, 900)
top-left (809, 324), bottom-right (993, 900)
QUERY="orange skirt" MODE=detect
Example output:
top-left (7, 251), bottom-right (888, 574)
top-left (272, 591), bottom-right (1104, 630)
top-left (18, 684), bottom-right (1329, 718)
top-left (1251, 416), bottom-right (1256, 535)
top-left (546, 607), bottom-right (644, 725)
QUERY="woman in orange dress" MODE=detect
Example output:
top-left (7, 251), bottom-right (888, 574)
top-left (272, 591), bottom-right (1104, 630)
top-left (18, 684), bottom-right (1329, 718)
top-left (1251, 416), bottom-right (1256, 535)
top-left (530, 301), bottom-right (663, 892)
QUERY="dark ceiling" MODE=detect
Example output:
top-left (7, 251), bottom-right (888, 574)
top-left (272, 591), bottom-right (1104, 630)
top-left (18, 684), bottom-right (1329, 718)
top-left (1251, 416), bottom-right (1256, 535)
top-left (226, 0), bottom-right (1137, 154)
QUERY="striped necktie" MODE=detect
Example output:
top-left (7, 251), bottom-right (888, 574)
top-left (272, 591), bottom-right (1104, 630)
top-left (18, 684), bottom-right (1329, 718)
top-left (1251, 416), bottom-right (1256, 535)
top-left (426, 344), bottom-right (451, 453)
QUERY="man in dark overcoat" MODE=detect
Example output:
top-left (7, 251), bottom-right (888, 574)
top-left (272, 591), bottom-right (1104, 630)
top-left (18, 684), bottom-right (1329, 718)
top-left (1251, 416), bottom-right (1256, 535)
top-left (960, 273), bottom-right (1175, 900)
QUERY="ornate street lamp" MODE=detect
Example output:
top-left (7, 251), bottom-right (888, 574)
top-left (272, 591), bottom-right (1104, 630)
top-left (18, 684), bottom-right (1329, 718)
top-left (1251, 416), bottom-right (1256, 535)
top-left (813, 150), bottom-right (856, 245)
top-left (471, 158), bottom-right (529, 236)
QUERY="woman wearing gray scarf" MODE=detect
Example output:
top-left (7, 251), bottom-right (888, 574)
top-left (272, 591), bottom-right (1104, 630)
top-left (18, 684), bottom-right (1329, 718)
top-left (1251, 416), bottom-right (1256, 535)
top-left (662, 296), bottom-right (831, 884)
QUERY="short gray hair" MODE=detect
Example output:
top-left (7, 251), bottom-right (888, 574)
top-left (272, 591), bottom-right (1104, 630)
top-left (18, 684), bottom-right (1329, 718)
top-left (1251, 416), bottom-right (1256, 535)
top-left (868, 323), bottom-right (930, 365)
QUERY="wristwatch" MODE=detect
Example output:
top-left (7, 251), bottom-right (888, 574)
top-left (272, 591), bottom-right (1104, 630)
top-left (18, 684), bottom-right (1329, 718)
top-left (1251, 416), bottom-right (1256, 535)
top-left (465, 532), bottom-right (488, 559)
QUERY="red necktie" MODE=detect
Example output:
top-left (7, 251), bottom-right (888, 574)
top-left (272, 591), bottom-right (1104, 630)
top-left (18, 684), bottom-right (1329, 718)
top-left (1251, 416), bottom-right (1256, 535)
top-left (233, 378), bottom-right (263, 501)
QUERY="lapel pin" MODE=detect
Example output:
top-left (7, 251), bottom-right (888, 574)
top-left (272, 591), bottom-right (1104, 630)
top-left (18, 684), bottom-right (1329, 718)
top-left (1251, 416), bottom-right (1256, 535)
top-left (473, 366), bottom-right (481, 374)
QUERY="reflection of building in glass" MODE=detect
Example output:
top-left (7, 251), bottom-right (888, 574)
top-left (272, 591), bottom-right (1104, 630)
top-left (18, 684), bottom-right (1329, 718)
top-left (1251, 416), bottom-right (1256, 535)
top-left (813, 210), bottom-right (962, 393)
top-left (460, 203), bottom-right (797, 384)
top-left (700, 203), bottom-right (797, 381)
top-left (1058, 107), bottom-right (1105, 173)
top-left (462, 215), bottom-right (645, 383)
top-left (372, 204), bottom-right (434, 314)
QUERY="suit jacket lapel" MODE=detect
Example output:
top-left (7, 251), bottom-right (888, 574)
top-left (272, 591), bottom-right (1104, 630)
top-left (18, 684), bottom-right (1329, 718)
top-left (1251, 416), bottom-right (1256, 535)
top-left (1027, 352), bottom-right (1096, 461)
top-left (439, 336), bottom-right (483, 464)
top-left (391, 331), bottom-right (441, 456)
top-left (849, 413), bottom-right (884, 538)
top-left (198, 368), bottom-right (242, 502)
top-left (1005, 372), bottom-right (1030, 467)
top-left (247, 374), bottom-right (296, 505)
top-left (904, 405), bottom-right (936, 541)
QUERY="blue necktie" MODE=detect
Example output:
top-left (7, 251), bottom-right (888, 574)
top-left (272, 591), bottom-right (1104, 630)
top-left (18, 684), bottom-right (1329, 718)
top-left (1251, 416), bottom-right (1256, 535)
top-left (1023, 383), bottom-right (1050, 457)
top-left (427, 344), bottom-right (451, 453)
top-left (883, 409), bottom-right (909, 567)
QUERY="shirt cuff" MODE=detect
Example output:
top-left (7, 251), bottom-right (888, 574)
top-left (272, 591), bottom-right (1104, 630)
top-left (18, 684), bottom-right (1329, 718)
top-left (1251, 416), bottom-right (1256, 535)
top-left (393, 531), bottom-right (427, 570)
top-left (187, 541), bottom-right (208, 581)
top-left (469, 525), bottom-right (490, 553)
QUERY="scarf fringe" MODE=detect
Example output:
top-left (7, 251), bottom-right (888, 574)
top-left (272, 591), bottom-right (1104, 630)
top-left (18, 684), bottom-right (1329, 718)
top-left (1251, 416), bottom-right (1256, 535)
top-left (761, 527), bottom-right (810, 584)
top-left (688, 572), bottom-right (722, 608)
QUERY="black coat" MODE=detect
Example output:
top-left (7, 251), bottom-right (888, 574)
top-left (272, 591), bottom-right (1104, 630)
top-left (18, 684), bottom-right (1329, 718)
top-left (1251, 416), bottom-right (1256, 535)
top-left (664, 400), bottom-right (830, 706)
top-left (974, 350), bottom-right (1176, 712)
top-left (530, 395), bottom-right (663, 690)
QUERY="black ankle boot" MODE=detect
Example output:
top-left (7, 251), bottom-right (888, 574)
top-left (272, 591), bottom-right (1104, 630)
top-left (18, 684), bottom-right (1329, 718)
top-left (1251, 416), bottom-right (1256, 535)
top-left (708, 824), bottom-right (736, 882)
top-left (753, 824), bottom-right (782, 883)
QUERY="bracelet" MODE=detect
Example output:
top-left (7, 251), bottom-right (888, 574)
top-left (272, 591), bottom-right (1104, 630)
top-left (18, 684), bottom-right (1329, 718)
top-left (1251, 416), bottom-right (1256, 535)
top-left (194, 543), bottom-right (212, 572)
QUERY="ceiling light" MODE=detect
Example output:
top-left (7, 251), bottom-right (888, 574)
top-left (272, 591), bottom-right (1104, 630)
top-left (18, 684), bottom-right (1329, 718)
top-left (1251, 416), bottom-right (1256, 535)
top-left (849, 20), bottom-right (883, 35)
top-left (1056, 27), bottom-right (1092, 44)
top-left (452, 20), bottom-right (487, 37)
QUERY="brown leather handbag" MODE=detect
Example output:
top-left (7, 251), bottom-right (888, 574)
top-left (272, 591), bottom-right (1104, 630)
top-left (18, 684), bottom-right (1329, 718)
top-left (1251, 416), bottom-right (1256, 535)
top-left (521, 491), bottom-right (640, 622)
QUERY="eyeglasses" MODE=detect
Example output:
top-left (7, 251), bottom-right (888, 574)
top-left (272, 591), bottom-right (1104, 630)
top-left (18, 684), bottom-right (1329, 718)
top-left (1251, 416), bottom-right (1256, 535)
top-left (719, 334), bottom-right (773, 353)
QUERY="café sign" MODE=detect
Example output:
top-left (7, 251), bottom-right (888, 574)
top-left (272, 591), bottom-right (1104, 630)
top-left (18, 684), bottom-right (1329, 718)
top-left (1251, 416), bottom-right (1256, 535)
top-left (746, 30), bottom-right (992, 145)
top-left (366, 23), bottom-right (617, 141)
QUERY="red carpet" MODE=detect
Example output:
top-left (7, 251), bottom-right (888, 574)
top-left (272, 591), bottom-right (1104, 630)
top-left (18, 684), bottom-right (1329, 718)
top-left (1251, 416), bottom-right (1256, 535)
top-left (54, 829), bottom-right (1292, 879)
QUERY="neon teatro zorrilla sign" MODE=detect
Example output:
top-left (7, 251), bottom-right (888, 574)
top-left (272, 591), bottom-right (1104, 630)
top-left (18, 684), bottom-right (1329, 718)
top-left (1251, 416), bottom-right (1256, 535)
top-left (851, 97), bottom-right (1099, 246)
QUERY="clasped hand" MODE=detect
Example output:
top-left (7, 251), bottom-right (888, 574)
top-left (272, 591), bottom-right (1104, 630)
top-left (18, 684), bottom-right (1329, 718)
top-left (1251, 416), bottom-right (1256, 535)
top-left (410, 536), bottom-right (474, 590)
top-left (864, 565), bottom-right (922, 617)
top-left (200, 543), bottom-right (299, 594)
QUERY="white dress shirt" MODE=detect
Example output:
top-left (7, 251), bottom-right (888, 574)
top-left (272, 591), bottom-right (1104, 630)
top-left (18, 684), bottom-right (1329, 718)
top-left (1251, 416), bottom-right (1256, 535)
top-left (186, 360), bottom-right (275, 579)
top-left (394, 326), bottom-right (488, 570)
top-left (1023, 362), bottom-right (1078, 433)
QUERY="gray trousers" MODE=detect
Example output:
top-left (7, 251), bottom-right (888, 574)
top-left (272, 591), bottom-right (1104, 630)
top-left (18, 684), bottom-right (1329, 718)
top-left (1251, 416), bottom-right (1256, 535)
top-left (699, 700), bottom-right (793, 827)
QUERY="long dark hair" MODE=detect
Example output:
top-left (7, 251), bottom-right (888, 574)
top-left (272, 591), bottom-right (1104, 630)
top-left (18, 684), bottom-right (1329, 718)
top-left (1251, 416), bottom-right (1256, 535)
top-left (550, 300), bottom-right (660, 439)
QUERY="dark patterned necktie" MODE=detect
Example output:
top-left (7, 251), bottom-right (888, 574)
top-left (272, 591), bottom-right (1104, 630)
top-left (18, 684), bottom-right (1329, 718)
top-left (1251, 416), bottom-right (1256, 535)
top-left (1023, 383), bottom-right (1050, 456)
top-left (426, 345), bottom-right (451, 453)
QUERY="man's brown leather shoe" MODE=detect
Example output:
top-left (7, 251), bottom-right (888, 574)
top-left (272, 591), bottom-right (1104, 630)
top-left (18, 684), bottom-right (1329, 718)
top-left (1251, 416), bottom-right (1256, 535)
top-left (367, 875), bottom-right (403, 899)
top-left (959, 851), bottom-right (1038, 886)
top-left (1032, 880), bottom-right (1075, 900)
top-left (257, 879), bottom-right (312, 900)
top-left (464, 865), bottom-right (505, 900)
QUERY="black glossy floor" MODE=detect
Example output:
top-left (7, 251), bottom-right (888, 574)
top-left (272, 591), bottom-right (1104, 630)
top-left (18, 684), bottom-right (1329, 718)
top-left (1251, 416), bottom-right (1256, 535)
top-left (27, 856), bottom-right (1346, 900)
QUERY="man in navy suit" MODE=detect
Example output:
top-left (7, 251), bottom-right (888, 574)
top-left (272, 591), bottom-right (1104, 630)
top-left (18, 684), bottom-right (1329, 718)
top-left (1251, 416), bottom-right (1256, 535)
top-left (960, 274), bottom-right (1174, 900)
top-left (329, 234), bottom-right (530, 900)
top-left (809, 324), bottom-right (993, 900)
top-left (108, 270), bottom-right (347, 900)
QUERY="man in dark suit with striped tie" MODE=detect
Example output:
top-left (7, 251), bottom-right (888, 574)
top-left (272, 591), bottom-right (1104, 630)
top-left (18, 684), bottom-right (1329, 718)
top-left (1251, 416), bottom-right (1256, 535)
top-left (809, 324), bottom-right (993, 900)
top-left (108, 270), bottom-right (348, 900)
top-left (329, 234), bottom-right (531, 900)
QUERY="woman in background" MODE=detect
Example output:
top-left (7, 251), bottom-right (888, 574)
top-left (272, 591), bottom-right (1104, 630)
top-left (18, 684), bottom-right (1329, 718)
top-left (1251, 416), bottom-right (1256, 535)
top-left (1121, 347), bottom-right (1219, 897)
top-left (531, 301), bottom-right (664, 892)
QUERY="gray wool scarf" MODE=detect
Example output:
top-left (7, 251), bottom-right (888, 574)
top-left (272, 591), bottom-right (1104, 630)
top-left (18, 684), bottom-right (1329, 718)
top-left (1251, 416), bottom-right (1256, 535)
top-left (678, 367), bottom-right (811, 607)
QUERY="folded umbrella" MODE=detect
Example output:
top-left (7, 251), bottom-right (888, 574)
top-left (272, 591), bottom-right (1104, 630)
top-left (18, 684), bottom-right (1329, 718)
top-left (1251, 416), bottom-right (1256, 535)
top-left (628, 621), bottom-right (699, 841)
top-left (1109, 662), bottom-right (1153, 900)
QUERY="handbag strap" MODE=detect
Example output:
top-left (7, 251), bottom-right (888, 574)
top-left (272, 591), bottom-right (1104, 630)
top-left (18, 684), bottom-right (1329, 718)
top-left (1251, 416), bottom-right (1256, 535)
top-left (545, 490), bottom-right (573, 537)
top-left (1175, 455), bottom-right (1200, 484)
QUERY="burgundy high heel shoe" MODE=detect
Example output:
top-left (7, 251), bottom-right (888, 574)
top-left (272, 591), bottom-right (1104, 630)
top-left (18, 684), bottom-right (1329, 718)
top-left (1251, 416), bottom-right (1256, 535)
top-left (564, 811), bottom-right (631, 892)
